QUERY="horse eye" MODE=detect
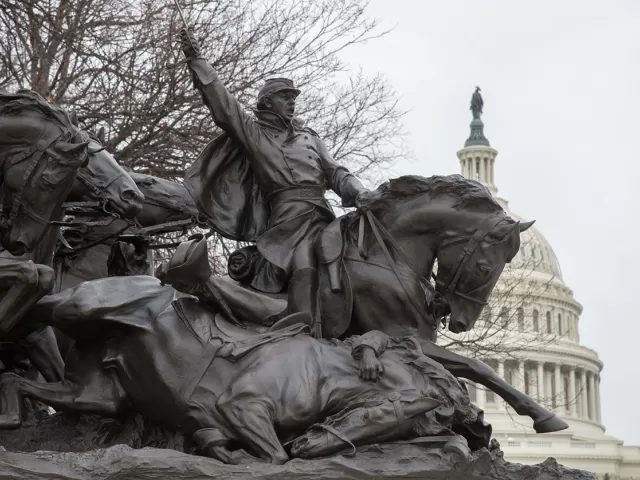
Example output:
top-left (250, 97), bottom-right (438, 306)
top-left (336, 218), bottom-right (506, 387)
top-left (477, 263), bottom-right (491, 275)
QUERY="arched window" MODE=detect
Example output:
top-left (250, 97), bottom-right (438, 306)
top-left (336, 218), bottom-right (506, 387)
top-left (517, 308), bottom-right (525, 331)
top-left (557, 313), bottom-right (563, 336)
top-left (532, 310), bottom-right (539, 332)
top-left (546, 311), bottom-right (552, 334)
top-left (499, 307), bottom-right (508, 326)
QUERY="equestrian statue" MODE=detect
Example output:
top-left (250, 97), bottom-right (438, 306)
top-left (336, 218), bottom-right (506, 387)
top-left (0, 31), bottom-right (571, 472)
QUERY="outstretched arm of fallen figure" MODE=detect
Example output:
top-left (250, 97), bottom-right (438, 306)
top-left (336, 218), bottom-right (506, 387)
top-left (351, 330), bottom-right (389, 381)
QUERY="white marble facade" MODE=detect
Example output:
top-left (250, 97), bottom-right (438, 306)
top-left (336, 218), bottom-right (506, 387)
top-left (453, 136), bottom-right (640, 479)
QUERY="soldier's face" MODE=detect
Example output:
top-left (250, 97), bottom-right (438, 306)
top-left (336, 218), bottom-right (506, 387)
top-left (267, 91), bottom-right (297, 121)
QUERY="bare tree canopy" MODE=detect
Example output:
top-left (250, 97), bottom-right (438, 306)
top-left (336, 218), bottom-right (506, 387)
top-left (0, 0), bottom-right (407, 181)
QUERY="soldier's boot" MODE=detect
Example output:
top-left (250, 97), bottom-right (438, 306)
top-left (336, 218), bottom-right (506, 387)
top-left (269, 268), bottom-right (321, 337)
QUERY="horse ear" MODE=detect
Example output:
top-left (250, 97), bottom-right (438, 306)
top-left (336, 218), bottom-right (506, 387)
top-left (59, 141), bottom-right (90, 155)
top-left (96, 126), bottom-right (106, 145)
top-left (70, 111), bottom-right (79, 126)
top-left (519, 220), bottom-right (535, 232)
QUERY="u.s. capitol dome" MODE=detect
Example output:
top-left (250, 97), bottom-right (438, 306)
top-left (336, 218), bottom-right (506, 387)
top-left (451, 97), bottom-right (640, 479)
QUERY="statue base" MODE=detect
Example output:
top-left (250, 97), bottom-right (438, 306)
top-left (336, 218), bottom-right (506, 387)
top-left (0, 413), bottom-right (597, 480)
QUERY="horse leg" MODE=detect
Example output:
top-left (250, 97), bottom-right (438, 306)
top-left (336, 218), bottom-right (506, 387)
top-left (192, 428), bottom-right (258, 465)
top-left (216, 394), bottom-right (288, 465)
top-left (289, 395), bottom-right (441, 459)
top-left (0, 261), bottom-right (54, 337)
top-left (418, 340), bottom-right (568, 433)
top-left (0, 359), bottom-right (127, 429)
top-left (19, 325), bottom-right (64, 382)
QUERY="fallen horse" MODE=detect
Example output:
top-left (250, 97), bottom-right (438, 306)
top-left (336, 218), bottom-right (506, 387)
top-left (0, 276), bottom-right (489, 464)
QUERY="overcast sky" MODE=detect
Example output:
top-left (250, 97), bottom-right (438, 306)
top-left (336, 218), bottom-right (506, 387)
top-left (341, 0), bottom-right (640, 446)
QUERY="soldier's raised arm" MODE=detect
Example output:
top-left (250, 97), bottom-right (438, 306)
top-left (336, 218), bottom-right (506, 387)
top-left (180, 29), bottom-right (260, 156)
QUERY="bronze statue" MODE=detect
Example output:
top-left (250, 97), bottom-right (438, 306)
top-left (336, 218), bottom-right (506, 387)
top-left (0, 275), bottom-right (487, 465)
top-left (471, 86), bottom-right (483, 119)
top-left (180, 28), bottom-right (370, 337)
top-left (0, 173), bottom-right (571, 464)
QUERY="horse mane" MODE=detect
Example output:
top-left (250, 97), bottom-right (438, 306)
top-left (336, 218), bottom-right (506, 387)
top-left (0, 88), bottom-right (78, 136)
top-left (369, 174), bottom-right (503, 214)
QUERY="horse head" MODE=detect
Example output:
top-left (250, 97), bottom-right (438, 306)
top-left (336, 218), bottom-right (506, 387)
top-left (126, 172), bottom-right (199, 228)
top-left (435, 216), bottom-right (533, 334)
top-left (68, 129), bottom-right (144, 219)
top-left (1, 134), bottom-right (90, 256)
top-left (363, 174), bottom-right (534, 335)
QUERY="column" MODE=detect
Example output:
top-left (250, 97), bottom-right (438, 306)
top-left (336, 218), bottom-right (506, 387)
top-left (568, 367), bottom-right (577, 416)
top-left (498, 361), bottom-right (506, 410)
top-left (490, 158), bottom-right (495, 184)
top-left (554, 364), bottom-right (563, 411)
top-left (588, 372), bottom-right (597, 421)
top-left (517, 360), bottom-right (525, 392)
top-left (595, 375), bottom-right (602, 423)
top-left (479, 157), bottom-right (486, 183)
top-left (580, 369), bottom-right (588, 418)
top-left (537, 362), bottom-right (545, 401)
top-left (545, 370), bottom-right (553, 408)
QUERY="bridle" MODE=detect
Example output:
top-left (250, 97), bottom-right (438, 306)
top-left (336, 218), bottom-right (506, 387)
top-left (0, 134), bottom-right (74, 233)
top-left (434, 214), bottom-right (507, 307)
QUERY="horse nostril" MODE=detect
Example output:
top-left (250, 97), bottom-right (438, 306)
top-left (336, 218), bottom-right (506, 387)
top-left (121, 189), bottom-right (139, 202)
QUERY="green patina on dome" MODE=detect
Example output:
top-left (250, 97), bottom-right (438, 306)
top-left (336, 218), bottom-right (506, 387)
top-left (465, 117), bottom-right (491, 147)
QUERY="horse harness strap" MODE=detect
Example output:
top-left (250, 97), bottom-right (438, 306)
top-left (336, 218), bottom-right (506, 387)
top-left (358, 210), bottom-right (433, 329)
top-left (4, 135), bottom-right (60, 228)
top-left (139, 217), bottom-right (198, 235)
top-left (437, 215), bottom-right (505, 306)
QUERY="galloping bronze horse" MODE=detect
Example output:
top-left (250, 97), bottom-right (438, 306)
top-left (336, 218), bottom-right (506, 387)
top-left (0, 89), bottom-right (144, 381)
top-left (323, 175), bottom-right (567, 434)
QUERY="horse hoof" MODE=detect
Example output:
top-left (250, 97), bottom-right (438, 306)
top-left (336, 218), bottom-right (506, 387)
top-left (444, 436), bottom-right (471, 465)
top-left (0, 413), bottom-right (21, 429)
top-left (533, 414), bottom-right (569, 433)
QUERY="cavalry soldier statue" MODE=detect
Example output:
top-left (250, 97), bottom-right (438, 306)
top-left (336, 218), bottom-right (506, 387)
top-left (178, 28), bottom-right (370, 335)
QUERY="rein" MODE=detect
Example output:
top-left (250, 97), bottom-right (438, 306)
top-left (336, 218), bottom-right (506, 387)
top-left (435, 215), bottom-right (506, 307)
top-left (357, 210), bottom-right (435, 330)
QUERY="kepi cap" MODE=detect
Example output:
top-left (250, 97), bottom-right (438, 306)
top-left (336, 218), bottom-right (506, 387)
top-left (258, 78), bottom-right (301, 102)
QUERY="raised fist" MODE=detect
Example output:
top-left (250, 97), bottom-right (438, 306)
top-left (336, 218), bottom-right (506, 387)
top-left (180, 27), bottom-right (201, 59)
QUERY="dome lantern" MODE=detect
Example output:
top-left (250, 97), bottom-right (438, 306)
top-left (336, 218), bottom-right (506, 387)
top-left (458, 87), bottom-right (498, 195)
